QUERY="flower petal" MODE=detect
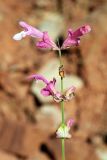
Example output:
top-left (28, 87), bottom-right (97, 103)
top-left (64, 86), bottom-right (76, 101)
top-left (36, 32), bottom-right (59, 50)
top-left (13, 31), bottom-right (26, 40)
top-left (36, 41), bottom-right (51, 49)
top-left (19, 21), bottom-right (43, 38)
top-left (46, 78), bottom-right (57, 96)
top-left (72, 25), bottom-right (91, 38)
top-left (41, 88), bottom-right (51, 96)
top-left (61, 25), bottom-right (91, 49)
top-left (67, 119), bottom-right (74, 128)
top-left (61, 36), bottom-right (80, 49)
top-left (27, 74), bottom-right (49, 84)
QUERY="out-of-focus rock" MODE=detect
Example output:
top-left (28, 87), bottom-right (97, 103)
top-left (31, 58), bottom-right (84, 103)
top-left (39, 12), bottom-right (64, 40)
top-left (34, 0), bottom-right (57, 10)
top-left (0, 151), bottom-right (17, 160)
top-left (0, 72), bottom-right (28, 99)
top-left (62, 0), bottom-right (107, 22)
top-left (36, 105), bottom-right (61, 134)
top-left (27, 152), bottom-right (50, 160)
top-left (92, 134), bottom-right (107, 160)
top-left (46, 136), bottom-right (98, 160)
top-left (81, 5), bottom-right (107, 92)
top-left (77, 89), bottom-right (106, 134)
top-left (0, 117), bottom-right (49, 157)
top-left (96, 148), bottom-right (107, 160)
top-left (64, 99), bottom-right (78, 122)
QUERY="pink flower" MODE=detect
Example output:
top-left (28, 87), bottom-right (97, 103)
top-left (61, 25), bottom-right (91, 49)
top-left (56, 118), bottom-right (74, 138)
top-left (13, 21), bottom-right (58, 50)
top-left (28, 74), bottom-right (62, 102)
top-left (28, 74), bottom-right (75, 102)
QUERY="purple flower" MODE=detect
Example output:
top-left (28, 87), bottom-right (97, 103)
top-left (28, 74), bottom-right (75, 103)
top-left (56, 118), bottom-right (74, 138)
top-left (61, 25), bottom-right (91, 49)
top-left (13, 21), bottom-right (58, 50)
top-left (28, 74), bottom-right (62, 102)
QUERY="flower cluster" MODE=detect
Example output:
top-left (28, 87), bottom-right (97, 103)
top-left (28, 74), bottom-right (76, 103)
top-left (13, 21), bottom-right (91, 50)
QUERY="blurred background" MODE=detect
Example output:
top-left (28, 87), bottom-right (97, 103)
top-left (0, 0), bottom-right (107, 160)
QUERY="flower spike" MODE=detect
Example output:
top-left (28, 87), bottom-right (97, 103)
top-left (13, 20), bottom-right (91, 160)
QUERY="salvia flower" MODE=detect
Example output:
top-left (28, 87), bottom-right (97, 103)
top-left (13, 21), bottom-right (58, 50)
top-left (56, 119), bottom-right (74, 138)
top-left (28, 74), bottom-right (62, 101)
top-left (61, 25), bottom-right (91, 49)
top-left (13, 21), bottom-right (91, 50)
top-left (28, 74), bottom-right (75, 103)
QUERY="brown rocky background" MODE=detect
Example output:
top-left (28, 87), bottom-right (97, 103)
top-left (0, 0), bottom-right (107, 160)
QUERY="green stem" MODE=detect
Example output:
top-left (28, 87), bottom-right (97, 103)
top-left (61, 80), bottom-right (64, 123)
top-left (62, 139), bottom-right (65, 160)
top-left (58, 49), bottom-right (65, 160)
top-left (58, 49), bottom-right (62, 66)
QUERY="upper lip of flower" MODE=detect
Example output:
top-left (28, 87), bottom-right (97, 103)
top-left (19, 21), bottom-right (44, 38)
top-left (28, 74), bottom-right (49, 84)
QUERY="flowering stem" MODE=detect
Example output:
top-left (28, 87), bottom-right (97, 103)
top-left (58, 49), bottom-right (63, 66)
top-left (58, 49), bottom-right (65, 160)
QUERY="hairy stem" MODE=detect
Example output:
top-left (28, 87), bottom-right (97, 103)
top-left (58, 49), bottom-right (65, 160)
